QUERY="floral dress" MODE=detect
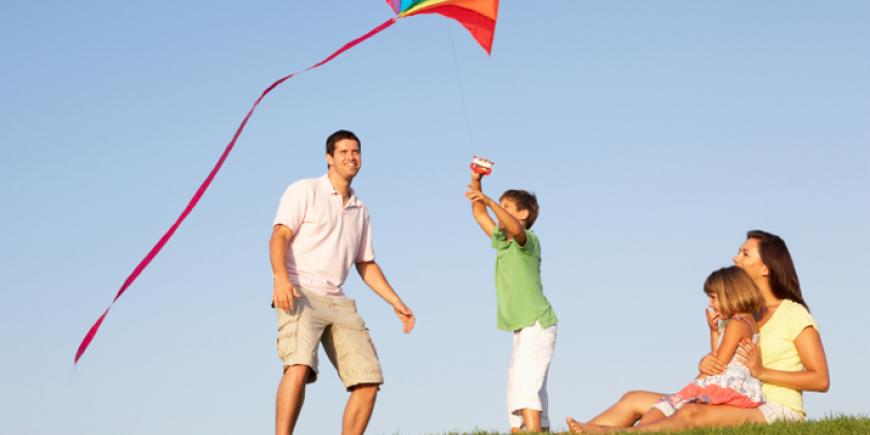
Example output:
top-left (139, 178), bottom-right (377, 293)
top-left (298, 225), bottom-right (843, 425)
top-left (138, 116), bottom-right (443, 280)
top-left (653, 315), bottom-right (765, 416)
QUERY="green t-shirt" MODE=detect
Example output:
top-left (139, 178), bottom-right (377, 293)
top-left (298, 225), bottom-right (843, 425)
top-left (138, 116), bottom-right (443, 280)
top-left (492, 228), bottom-right (558, 332)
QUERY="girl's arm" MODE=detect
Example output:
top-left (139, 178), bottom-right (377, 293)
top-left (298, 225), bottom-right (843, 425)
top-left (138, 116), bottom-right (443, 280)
top-left (706, 307), bottom-right (721, 352)
top-left (698, 308), bottom-right (727, 376)
top-left (737, 327), bottom-right (830, 392)
top-left (712, 318), bottom-right (752, 365)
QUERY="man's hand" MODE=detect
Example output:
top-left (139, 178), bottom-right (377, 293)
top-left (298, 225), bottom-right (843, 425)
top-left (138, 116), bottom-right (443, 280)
top-left (698, 352), bottom-right (726, 376)
top-left (392, 300), bottom-right (415, 334)
top-left (273, 275), bottom-right (301, 311)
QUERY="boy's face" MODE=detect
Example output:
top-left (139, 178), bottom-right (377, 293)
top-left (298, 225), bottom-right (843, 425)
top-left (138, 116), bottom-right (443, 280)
top-left (499, 198), bottom-right (529, 228)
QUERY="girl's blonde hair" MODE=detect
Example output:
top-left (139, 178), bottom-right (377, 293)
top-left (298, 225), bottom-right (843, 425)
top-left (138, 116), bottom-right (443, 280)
top-left (704, 266), bottom-right (764, 318)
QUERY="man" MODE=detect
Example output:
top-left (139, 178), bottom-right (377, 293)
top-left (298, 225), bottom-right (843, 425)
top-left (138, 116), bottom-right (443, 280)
top-left (269, 130), bottom-right (415, 435)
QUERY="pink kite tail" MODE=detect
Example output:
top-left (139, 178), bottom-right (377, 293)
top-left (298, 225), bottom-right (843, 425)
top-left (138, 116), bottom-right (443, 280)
top-left (74, 17), bottom-right (398, 365)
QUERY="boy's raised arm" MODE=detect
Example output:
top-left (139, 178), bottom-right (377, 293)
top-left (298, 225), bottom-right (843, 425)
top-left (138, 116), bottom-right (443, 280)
top-left (486, 198), bottom-right (527, 246)
top-left (466, 172), bottom-right (497, 238)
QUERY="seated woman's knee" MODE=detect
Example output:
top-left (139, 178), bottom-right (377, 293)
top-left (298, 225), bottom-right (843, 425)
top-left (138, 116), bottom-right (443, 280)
top-left (621, 390), bottom-right (646, 402)
top-left (673, 404), bottom-right (706, 424)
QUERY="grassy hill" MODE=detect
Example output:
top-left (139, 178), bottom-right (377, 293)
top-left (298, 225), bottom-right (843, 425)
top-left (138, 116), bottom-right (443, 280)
top-left (442, 415), bottom-right (870, 434)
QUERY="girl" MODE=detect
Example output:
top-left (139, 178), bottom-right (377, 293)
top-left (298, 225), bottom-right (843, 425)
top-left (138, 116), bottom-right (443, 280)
top-left (642, 266), bottom-right (764, 425)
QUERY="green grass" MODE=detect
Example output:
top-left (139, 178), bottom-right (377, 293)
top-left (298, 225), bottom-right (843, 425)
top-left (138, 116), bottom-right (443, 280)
top-left (438, 415), bottom-right (870, 435)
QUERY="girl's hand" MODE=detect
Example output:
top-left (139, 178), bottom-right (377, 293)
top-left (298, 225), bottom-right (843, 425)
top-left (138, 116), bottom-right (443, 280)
top-left (705, 307), bottom-right (721, 332)
top-left (736, 339), bottom-right (765, 379)
top-left (698, 352), bottom-right (726, 376)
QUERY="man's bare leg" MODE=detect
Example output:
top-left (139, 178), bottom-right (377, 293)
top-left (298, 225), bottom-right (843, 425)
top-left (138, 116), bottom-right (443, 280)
top-left (342, 383), bottom-right (378, 435)
top-left (276, 365), bottom-right (310, 435)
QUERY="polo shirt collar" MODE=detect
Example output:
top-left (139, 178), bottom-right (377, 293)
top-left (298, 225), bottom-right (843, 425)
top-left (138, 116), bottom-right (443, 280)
top-left (319, 173), bottom-right (361, 207)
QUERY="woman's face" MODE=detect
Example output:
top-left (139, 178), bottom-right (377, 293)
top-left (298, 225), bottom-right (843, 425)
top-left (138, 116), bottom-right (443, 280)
top-left (733, 238), bottom-right (768, 282)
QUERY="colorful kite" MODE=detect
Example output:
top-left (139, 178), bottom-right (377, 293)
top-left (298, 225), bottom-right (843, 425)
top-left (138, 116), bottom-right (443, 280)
top-left (74, 0), bottom-right (500, 364)
top-left (388, 0), bottom-right (498, 53)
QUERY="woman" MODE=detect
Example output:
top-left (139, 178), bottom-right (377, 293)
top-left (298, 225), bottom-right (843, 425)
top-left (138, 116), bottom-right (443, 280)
top-left (567, 230), bottom-right (829, 432)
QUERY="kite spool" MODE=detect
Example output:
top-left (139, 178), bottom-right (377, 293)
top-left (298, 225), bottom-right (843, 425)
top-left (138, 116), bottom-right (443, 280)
top-left (470, 156), bottom-right (494, 176)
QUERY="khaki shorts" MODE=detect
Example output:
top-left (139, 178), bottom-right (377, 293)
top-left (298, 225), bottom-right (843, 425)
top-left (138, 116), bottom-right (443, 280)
top-left (276, 288), bottom-right (383, 389)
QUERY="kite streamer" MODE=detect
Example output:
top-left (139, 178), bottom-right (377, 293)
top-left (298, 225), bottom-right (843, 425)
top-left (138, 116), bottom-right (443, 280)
top-left (75, 0), bottom-right (499, 364)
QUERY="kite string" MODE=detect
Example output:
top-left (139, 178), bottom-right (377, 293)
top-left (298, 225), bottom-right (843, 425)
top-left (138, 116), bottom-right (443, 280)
top-left (74, 16), bottom-right (399, 365)
top-left (447, 23), bottom-right (476, 157)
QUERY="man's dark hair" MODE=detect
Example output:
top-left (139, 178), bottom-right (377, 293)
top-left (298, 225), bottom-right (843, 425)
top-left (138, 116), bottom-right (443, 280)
top-left (326, 130), bottom-right (361, 156)
top-left (500, 190), bottom-right (539, 229)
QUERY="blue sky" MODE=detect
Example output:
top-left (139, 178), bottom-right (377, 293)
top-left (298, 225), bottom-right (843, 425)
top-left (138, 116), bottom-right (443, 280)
top-left (2, 1), bottom-right (869, 434)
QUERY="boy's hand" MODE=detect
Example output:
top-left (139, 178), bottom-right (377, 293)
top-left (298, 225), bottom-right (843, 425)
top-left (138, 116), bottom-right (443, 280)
top-left (470, 171), bottom-right (482, 182)
top-left (465, 188), bottom-right (490, 206)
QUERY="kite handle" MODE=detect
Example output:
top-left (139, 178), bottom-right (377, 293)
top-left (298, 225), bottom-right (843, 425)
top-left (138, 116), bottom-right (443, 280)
top-left (470, 156), bottom-right (494, 176)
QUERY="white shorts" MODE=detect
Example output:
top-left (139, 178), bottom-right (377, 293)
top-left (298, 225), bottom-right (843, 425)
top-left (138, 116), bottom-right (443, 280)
top-left (507, 321), bottom-right (557, 429)
top-left (759, 402), bottom-right (804, 423)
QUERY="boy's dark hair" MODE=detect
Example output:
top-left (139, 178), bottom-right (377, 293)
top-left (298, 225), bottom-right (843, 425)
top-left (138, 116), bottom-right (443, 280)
top-left (500, 190), bottom-right (539, 229)
top-left (325, 129), bottom-right (361, 156)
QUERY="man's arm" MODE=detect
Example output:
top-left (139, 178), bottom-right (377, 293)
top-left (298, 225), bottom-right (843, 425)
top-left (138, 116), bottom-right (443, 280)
top-left (355, 261), bottom-right (415, 333)
top-left (269, 224), bottom-right (301, 311)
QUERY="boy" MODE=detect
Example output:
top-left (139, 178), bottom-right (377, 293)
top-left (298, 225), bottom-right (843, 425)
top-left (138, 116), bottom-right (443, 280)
top-left (465, 169), bottom-right (558, 433)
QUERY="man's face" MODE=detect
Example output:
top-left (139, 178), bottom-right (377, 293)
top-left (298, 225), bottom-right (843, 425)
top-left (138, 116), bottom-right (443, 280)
top-left (326, 138), bottom-right (361, 179)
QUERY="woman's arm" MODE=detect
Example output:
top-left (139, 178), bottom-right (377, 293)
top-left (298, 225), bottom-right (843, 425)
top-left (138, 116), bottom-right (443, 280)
top-left (737, 326), bottom-right (830, 392)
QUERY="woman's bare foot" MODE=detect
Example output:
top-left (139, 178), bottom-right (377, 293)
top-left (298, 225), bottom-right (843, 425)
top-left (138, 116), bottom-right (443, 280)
top-left (566, 417), bottom-right (618, 433)
top-left (566, 417), bottom-right (585, 433)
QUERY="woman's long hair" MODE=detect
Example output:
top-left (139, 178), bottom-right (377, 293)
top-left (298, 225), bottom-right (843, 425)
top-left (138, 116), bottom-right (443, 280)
top-left (747, 230), bottom-right (809, 310)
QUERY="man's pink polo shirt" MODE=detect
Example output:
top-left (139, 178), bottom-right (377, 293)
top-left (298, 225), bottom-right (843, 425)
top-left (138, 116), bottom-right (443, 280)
top-left (273, 174), bottom-right (375, 298)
